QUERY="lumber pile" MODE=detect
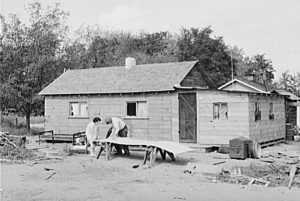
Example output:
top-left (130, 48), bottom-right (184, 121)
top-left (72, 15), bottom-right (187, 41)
top-left (259, 152), bottom-right (300, 188)
top-left (0, 132), bottom-right (26, 148)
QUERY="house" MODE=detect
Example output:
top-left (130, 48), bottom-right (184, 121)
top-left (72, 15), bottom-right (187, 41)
top-left (272, 89), bottom-right (300, 140)
top-left (39, 59), bottom-right (286, 145)
top-left (219, 77), bottom-right (300, 141)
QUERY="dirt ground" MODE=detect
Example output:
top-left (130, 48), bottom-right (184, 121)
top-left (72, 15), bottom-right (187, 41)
top-left (1, 137), bottom-right (300, 201)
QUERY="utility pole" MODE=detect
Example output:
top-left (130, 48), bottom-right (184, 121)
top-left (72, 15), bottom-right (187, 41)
top-left (231, 51), bottom-right (234, 80)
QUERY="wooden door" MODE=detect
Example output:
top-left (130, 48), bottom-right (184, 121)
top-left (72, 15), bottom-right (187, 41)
top-left (179, 93), bottom-right (197, 143)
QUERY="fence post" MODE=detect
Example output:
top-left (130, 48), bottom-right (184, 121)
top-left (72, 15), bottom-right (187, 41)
top-left (15, 118), bottom-right (18, 126)
top-left (51, 130), bottom-right (54, 146)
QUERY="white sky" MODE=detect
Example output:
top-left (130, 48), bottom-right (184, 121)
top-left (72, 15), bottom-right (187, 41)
top-left (1, 0), bottom-right (300, 80)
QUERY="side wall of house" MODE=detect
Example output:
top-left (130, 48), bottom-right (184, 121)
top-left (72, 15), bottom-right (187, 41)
top-left (44, 92), bottom-right (179, 141)
top-left (197, 90), bottom-right (250, 144)
top-left (248, 95), bottom-right (285, 143)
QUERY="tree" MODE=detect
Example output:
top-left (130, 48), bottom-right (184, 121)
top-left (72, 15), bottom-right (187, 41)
top-left (176, 27), bottom-right (233, 87)
top-left (1, 1), bottom-right (69, 130)
top-left (244, 54), bottom-right (275, 84)
top-left (276, 71), bottom-right (300, 95)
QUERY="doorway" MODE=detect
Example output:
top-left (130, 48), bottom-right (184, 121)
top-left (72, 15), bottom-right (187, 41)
top-left (179, 93), bottom-right (197, 143)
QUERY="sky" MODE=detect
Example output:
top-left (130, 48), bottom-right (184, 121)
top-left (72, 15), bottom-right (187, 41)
top-left (1, 0), bottom-right (300, 80)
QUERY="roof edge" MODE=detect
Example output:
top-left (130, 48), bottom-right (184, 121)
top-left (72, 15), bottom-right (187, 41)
top-left (218, 78), bottom-right (267, 93)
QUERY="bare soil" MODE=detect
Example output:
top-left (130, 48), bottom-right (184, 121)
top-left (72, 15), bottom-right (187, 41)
top-left (1, 138), bottom-right (300, 201)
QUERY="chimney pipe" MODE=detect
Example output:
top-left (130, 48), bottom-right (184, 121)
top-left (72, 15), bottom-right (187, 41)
top-left (125, 57), bottom-right (136, 69)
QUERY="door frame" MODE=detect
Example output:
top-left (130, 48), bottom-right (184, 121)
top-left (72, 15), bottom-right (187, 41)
top-left (178, 92), bottom-right (197, 143)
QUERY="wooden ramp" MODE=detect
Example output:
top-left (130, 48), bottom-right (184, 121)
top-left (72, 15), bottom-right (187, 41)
top-left (94, 138), bottom-right (194, 166)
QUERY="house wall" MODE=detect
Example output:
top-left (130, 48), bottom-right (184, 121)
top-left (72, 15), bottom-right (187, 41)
top-left (196, 90), bottom-right (250, 144)
top-left (248, 95), bottom-right (285, 143)
top-left (180, 63), bottom-right (209, 88)
top-left (44, 92), bottom-right (179, 141)
top-left (222, 82), bottom-right (260, 93)
top-left (287, 103), bottom-right (297, 126)
top-left (298, 106), bottom-right (300, 127)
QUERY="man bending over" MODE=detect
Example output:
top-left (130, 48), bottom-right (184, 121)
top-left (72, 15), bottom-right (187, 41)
top-left (105, 117), bottom-right (130, 156)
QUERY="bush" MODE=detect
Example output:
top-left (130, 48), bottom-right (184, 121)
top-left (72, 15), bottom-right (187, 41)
top-left (1, 114), bottom-right (44, 136)
top-left (0, 145), bottom-right (38, 161)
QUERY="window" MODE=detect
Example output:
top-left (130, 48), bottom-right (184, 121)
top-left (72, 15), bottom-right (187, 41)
top-left (69, 102), bottom-right (88, 117)
top-left (269, 102), bottom-right (274, 120)
top-left (126, 101), bottom-right (148, 117)
top-left (254, 102), bottom-right (261, 121)
top-left (213, 102), bottom-right (228, 120)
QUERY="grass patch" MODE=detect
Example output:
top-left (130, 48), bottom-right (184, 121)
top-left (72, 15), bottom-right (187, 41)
top-left (0, 145), bottom-right (38, 161)
top-left (1, 114), bottom-right (44, 136)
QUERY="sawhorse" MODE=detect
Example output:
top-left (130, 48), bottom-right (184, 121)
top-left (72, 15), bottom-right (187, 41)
top-left (96, 142), bottom-right (176, 167)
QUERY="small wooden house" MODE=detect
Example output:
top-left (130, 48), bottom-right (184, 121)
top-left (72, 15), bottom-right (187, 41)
top-left (39, 60), bottom-right (286, 145)
top-left (272, 89), bottom-right (300, 140)
top-left (219, 78), bottom-right (300, 142)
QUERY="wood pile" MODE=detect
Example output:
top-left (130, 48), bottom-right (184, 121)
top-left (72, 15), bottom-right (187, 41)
top-left (0, 132), bottom-right (37, 161)
top-left (259, 152), bottom-right (300, 188)
top-left (214, 150), bottom-right (300, 188)
top-left (0, 132), bottom-right (26, 148)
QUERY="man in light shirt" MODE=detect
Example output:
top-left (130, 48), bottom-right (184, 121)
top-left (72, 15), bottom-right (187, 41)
top-left (105, 117), bottom-right (130, 156)
top-left (85, 117), bottom-right (101, 157)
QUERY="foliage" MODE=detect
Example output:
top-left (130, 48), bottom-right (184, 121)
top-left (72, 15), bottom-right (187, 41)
top-left (2, 1), bottom-right (299, 126)
top-left (176, 27), bottom-right (233, 87)
top-left (62, 28), bottom-right (177, 69)
top-left (0, 2), bottom-right (68, 130)
top-left (1, 115), bottom-right (44, 136)
top-left (244, 54), bottom-right (275, 83)
top-left (275, 71), bottom-right (300, 95)
top-left (0, 144), bottom-right (38, 161)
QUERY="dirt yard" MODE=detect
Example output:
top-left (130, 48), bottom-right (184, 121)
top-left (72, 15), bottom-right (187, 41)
top-left (1, 137), bottom-right (300, 201)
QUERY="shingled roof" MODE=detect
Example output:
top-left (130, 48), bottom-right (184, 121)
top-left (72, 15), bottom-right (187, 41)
top-left (272, 89), bottom-right (300, 101)
top-left (39, 61), bottom-right (199, 95)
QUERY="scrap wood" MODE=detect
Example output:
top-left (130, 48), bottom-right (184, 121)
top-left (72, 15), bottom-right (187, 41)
top-left (248, 178), bottom-right (270, 187)
top-left (0, 135), bottom-right (18, 148)
top-left (44, 167), bottom-right (54, 171)
top-left (288, 165), bottom-right (298, 189)
top-left (25, 161), bottom-right (38, 166)
top-left (268, 164), bottom-right (284, 174)
top-left (260, 157), bottom-right (275, 163)
top-left (213, 161), bottom-right (226, 165)
top-left (44, 172), bottom-right (56, 180)
top-left (37, 156), bottom-right (63, 161)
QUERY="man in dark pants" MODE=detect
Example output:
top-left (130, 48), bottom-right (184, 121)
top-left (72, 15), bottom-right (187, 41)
top-left (105, 117), bottom-right (130, 156)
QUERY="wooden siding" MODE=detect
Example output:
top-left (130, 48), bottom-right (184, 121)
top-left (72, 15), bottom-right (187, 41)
top-left (248, 95), bottom-right (285, 143)
top-left (197, 90), bottom-right (250, 144)
top-left (180, 63), bottom-right (210, 88)
top-left (287, 104), bottom-right (297, 126)
top-left (44, 93), bottom-right (179, 141)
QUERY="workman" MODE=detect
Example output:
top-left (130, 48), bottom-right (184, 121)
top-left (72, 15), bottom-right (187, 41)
top-left (85, 117), bottom-right (102, 157)
top-left (105, 117), bottom-right (130, 156)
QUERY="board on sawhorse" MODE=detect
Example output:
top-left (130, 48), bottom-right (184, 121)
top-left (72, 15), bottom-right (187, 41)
top-left (143, 146), bottom-right (176, 167)
top-left (94, 138), bottom-right (193, 167)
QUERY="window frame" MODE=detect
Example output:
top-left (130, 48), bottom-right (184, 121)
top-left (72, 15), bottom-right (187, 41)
top-left (69, 101), bottom-right (89, 118)
top-left (254, 102), bottom-right (261, 121)
top-left (124, 101), bottom-right (148, 119)
top-left (269, 102), bottom-right (274, 120)
top-left (213, 102), bottom-right (228, 120)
